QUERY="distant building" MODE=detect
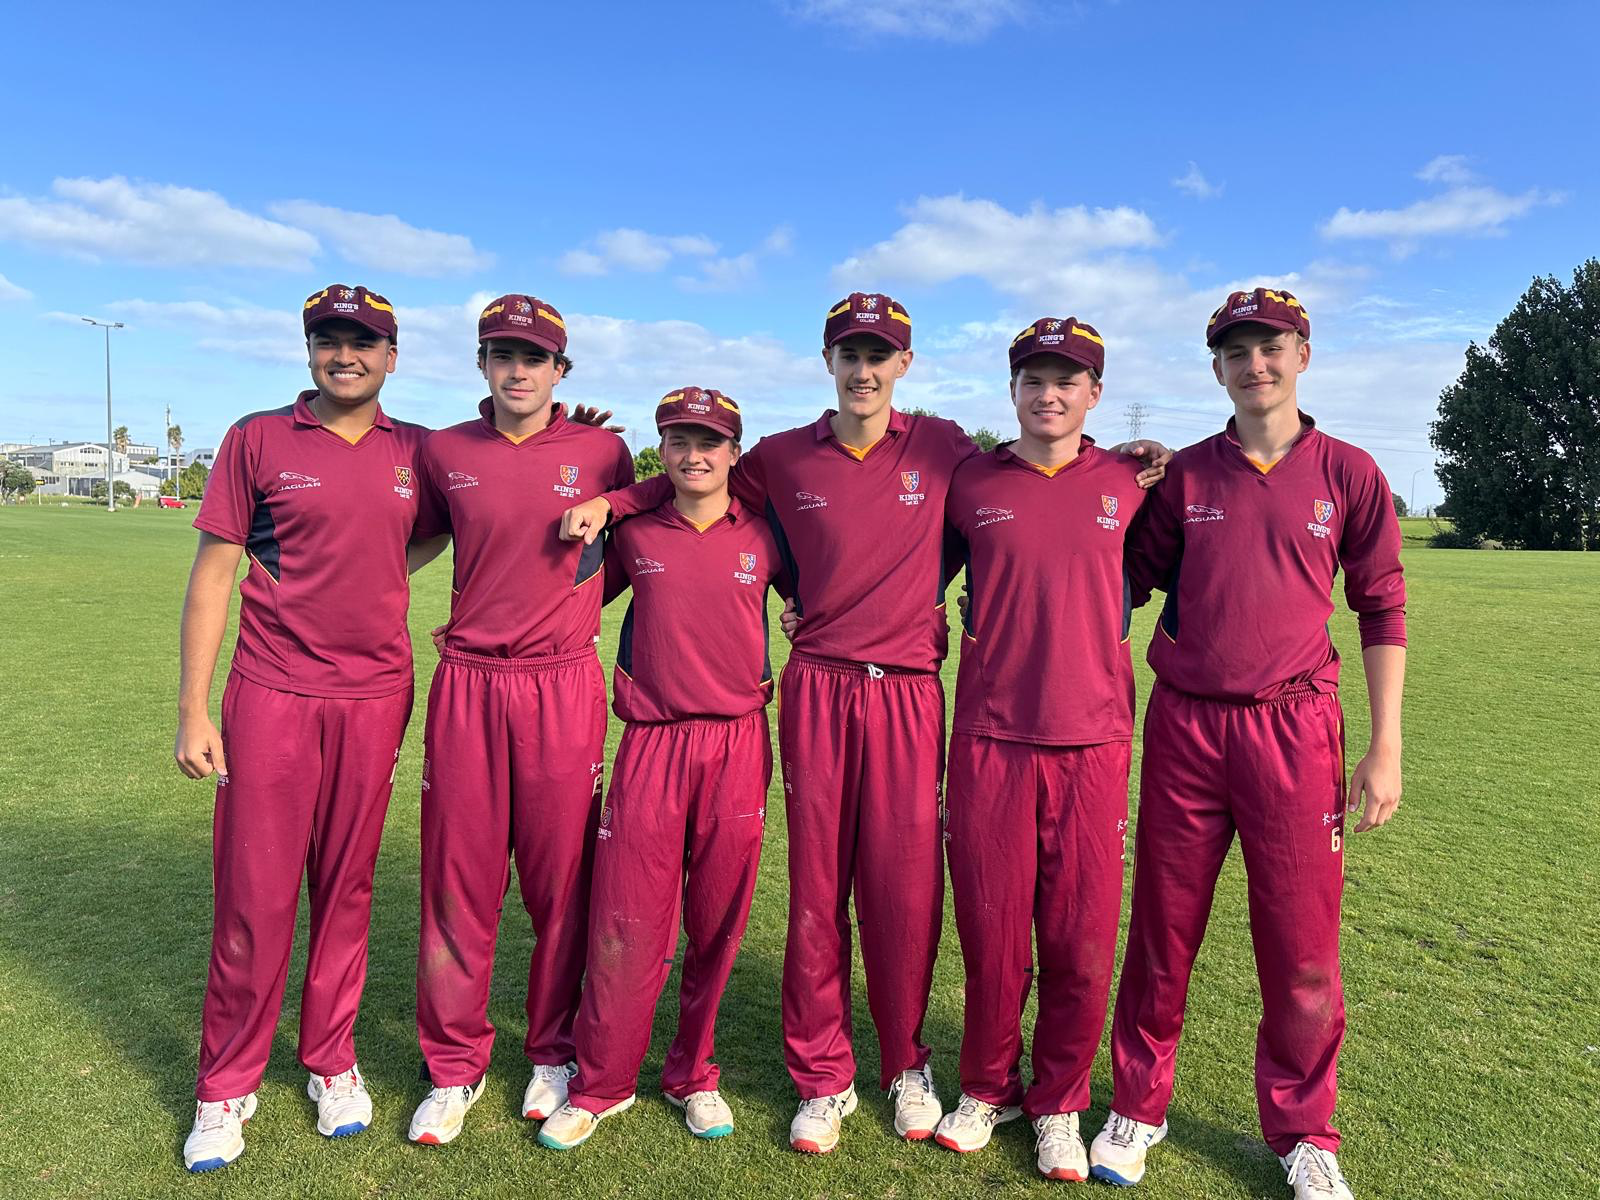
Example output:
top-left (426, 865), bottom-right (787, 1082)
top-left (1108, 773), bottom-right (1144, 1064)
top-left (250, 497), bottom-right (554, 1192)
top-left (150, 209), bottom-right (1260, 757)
top-left (8, 442), bottom-right (131, 478)
top-left (181, 447), bottom-right (216, 469)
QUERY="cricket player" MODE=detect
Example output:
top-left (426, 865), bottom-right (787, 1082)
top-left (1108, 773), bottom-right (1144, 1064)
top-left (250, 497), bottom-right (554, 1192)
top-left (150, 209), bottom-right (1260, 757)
top-left (537, 387), bottom-right (787, 1150)
top-left (174, 285), bottom-right (426, 1171)
top-left (935, 318), bottom-right (1148, 1182)
top-left (406, 295), bottom-right (634, 1146)
top-left (562, 293), bottom-right (973, 1152)
top-left (1089, 288), bottom-right (1406, 1200)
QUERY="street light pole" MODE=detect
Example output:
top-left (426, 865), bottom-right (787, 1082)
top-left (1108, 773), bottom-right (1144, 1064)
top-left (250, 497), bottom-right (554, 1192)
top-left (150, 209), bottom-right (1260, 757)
top-left (82, 317), bottom-right (125, 512)
top-left (1410, 467), bottom-right (1425, 517)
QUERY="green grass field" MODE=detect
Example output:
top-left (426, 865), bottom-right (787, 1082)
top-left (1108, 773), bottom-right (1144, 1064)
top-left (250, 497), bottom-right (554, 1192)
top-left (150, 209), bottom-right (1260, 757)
top-left (1, 504), bottom-right (1596, 1199)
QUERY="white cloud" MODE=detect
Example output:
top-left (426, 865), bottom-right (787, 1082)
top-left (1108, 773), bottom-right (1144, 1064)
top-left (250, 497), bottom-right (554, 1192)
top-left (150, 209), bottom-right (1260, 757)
top-left (105, 298), bottom-right (304, 365)
top-left (832, 195), bottom-right (1162, 292)
top-left (1321, 160), bottom-right (1559, 255)
top-left (791, 0), bottom-right (1030, 41)
top-left (0, 272), bottom-right (30, 302)
top-left (1172, 162), bottom-right (1222, 199)
top-left (268, 201), bottom-right (492, 276)
top-left (0, 176), bottom-right (318, 269)
top-left (559, 228), bottom-right (718, 276)
top-left (1416, 154), bottom-right (1475, 185)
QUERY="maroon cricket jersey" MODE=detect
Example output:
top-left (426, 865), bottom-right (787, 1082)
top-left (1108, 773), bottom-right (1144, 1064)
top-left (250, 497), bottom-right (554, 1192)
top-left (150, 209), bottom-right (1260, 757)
top-left (1127, 415), bottom-right (1407, 702)
top-left (604, 408), bottom-right (979, 672)
top-left (193, 392), bottom-right (427, 699)
top-left (602, 497), bottom-right (785, 722)
top-left (415, 400), bottom-right (634, 659)
top-left (948, 440), bottom-right (1148, 745)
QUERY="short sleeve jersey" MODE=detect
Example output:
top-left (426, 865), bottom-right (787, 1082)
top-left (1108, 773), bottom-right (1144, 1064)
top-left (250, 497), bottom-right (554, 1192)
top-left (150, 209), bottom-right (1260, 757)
top-left (603, 408), bottom-right (979, 672)
top-left (604, 497), bottom-right (784, 722)
top-left (192, 392), bottom-right (428, 698)
top-left (1126, 415), bottom-right (1408, 703)
top-left (416, 400), bottom-right (635, 658)
top-left (947, 440), bottom-right (1148, 745)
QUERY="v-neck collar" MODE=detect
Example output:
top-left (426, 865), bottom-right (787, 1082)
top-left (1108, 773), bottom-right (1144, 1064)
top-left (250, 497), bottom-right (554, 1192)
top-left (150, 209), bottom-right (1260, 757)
top-left (477, 397), bottom-right (566, 447)
top-left (994, 435), bottom-right (1097, 478)
top-left (813, 406), bottom-right (909, 463)
top-left (294, 390), bottom-right (391, 449)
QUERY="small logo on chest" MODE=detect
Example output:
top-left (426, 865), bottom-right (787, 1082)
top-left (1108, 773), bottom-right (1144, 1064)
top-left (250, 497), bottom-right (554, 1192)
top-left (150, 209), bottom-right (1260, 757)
top-left (393, 465), bottom-right (414, 499)
top-left (277, 470), bottom-right (321, 491)
top-left (1307, 498), bottom-right (1335, 539)
top-left (555, 464), bottom-right (582, 498)
top-left (898, 470), bottom-right (926, 506)
top-left (1097, 494), bottom-right (1121, 531)
top-left (446, 471), bottom-right (479, 491)
top-left (634, 556), bottom-right (666, 575)
top-left (734, 551), bottom-right (758, 585)
top-left (975, 506), bottom-right (1014, 528)
top-left (796, 490), bottom-right (828, 511)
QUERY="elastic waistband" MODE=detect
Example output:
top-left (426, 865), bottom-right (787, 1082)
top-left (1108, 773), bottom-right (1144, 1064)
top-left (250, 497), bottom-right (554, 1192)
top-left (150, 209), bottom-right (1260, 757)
top-left (1159, 680), bottom-right (1331, 708)
top-left (439, 646), bottom-right (599, 674)
top-left (789, 650), bottom-right (937, 679)
top-left (623, 710), bottom-right (767, 731)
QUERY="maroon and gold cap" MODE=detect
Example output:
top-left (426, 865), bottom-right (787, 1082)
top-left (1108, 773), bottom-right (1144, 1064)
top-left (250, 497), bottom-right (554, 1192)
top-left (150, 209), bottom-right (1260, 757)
top-left (1206, 287), bottom-right (1310, 347)
top-left (479, 294), bottom-right (567, 355)
top-left (1009, 316), bottom-right (1106, 378)
top-left (655, 386), bottom-right (742, 441)
top-left (823, 292), bottom-right (912, 351)
top-left (303, 284), bottom-right (397, 340)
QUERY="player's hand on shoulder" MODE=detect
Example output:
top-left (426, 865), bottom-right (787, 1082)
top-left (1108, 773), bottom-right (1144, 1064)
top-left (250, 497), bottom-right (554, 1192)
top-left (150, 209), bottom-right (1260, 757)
top-left (1348, 740), bottom-right (1402, 833)
top-left (560, 497), bottom-right (611, 544)
top-left (174, 712), bottom-right (228, 780)
top-left (569, 404), bottom-right (626, 434)
top-left (1113, 439), bottom-right (1173, 489)
top-left (779, 597), bottom-right (800, 642)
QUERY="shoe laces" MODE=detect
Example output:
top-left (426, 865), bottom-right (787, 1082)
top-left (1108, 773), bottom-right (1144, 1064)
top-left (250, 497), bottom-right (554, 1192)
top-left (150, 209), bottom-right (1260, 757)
top-left (954, 1094), bottom-right (997, 1125)
top-left (1036, 1112), bottom-right (1078, 1151)
top-left (797, 1094), bottom-right (843, 1120)
top-left (321, 1067), bottom-right (362, 1102)
top-left (685, 1090), bottom-right (720, 1107)
top-left (195, 1097), bottom-right (241, 1133)
top-left (892, 1067), bottom-right (931, 1103)
top-left (1106, 1111), bottom-right (1143, 1148)
top-left (532, 1062), bottom-right (572, 1084)
top-left (1284, 1143), bottom-right (1342, 1194)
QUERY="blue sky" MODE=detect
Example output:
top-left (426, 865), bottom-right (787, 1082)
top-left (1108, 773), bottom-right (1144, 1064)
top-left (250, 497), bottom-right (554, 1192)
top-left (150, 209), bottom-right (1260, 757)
top-left (3, 1), bottom-right (1596, 508)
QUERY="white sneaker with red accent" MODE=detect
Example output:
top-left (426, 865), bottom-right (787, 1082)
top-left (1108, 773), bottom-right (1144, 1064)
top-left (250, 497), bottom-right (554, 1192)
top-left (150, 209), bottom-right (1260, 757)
top-left (788, 1085), bottom-right (858, 1154)
top-left (1281, 1142), bottom-right (1355, 1199)
top-left (306, 1063), bottom-right (371, 1138)
top-left (408, 1077), bottom-right (486, 1146)
top-left (1034, 1111), bottom-right (1089, 1181)
top-left (182, 1093), bottom-right (257, 1172)
top-left (889, 1065), bottom-right (942, 1140)
top-left (934, 1093), bottom-right (1023, 1152)
top-left (522, 1061), bottom-right (577, 1120)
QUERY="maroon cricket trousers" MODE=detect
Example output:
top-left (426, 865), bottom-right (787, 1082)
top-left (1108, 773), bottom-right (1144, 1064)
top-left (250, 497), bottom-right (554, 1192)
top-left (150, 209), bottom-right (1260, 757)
top-left (1111, 681), bottom-right (1348, 1155)
top-left (415, 647), bottom-right (607, 1085)
top-left (779, 652), bottom-right (946, 1097)
top-left (945, 734), bottom-right (1131, 1116)
top-left (567, 711), bottom-right (770, 1111)
top-left (196, 674), bottom-right (413, 1100)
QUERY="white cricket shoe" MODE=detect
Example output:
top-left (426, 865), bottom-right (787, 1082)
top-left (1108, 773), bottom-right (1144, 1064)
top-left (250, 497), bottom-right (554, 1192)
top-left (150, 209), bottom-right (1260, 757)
top-left (1088, 1110), bottom-right (1168, 1186)
top-left (1034, 1111), bottom-right (1089, 1182)
top-left (306, 1063), bottom-right (371, 1138)
top-left (182, 1093), bottom-right (257, 1172)
top-left (407, 1077), bottom-right (485, 1146)
top-left (522, 1061), bottom-right (577, 1120)
top-left (788, 1085), bottom-right (858, 1154)
top-left (537, 1095), bottom-right (636, 1150)
top-left (1281, 1142), bottom-right (1354, 1199)
top-left (888, 1064), bottom-right (942, 1140)
top-left (934, 1092), bottom-right (1022, 1152)
top-left (667, 1089), bottom-right (735, 1139)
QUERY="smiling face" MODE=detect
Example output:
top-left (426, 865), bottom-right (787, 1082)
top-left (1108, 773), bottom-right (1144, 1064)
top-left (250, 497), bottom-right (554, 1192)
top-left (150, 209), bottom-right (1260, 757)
top-left (478, 337), bottom-right (565, 421)
top-left (307, 319), bottom-right (396, 407)
top-left (822, 334), bottom-right (914, 423)
top-left (661, 424), bottom-right (739, 499)
top-left (1212, 324), bottom-right (1311, 416)
top-left (1010, 354), bottom-right (1101, 442)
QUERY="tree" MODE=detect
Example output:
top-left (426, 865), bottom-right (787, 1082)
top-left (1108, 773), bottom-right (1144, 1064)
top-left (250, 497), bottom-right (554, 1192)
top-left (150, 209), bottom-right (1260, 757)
top-left (1, 462), bottom-right (36, 502)
top-left (167, 423), bottom-right (184, 474)
top-left (90, 480), bottom-right (136, 507)
top-left (971, 427), bottom-right (1003, 452)
top-left (1431, 259), bottom-right (1600, 549)
top-left (633, 447), bottom-right (664, 479)
top-left (112, 425), bottom-right (130, 459)
top-left (179, 461), bottom-right (210, 499)
top-left (160, 478), bottom-right (177, 497)
top-left (1392, 492), bottom-right (1408, 519)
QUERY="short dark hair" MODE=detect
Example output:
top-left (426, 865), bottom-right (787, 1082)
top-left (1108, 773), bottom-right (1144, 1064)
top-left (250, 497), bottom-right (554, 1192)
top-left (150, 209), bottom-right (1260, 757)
top-left (477, 341), bottom-right (574, 376)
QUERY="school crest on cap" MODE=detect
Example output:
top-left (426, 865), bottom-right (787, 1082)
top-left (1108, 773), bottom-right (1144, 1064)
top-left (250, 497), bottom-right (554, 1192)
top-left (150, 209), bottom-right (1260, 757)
top-left (740, 552), bottom-right (757, 573)
top-left (394, 466), bottom-right (412, 487)
top-left (1102, 495), bottom-right (1119, 517)
top-left (560, 464), bottom-right (579, 486)
top-left (1314, 499), bottom-right (1335, 524)
top-left (901, 471), bottom-right (920, 493)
